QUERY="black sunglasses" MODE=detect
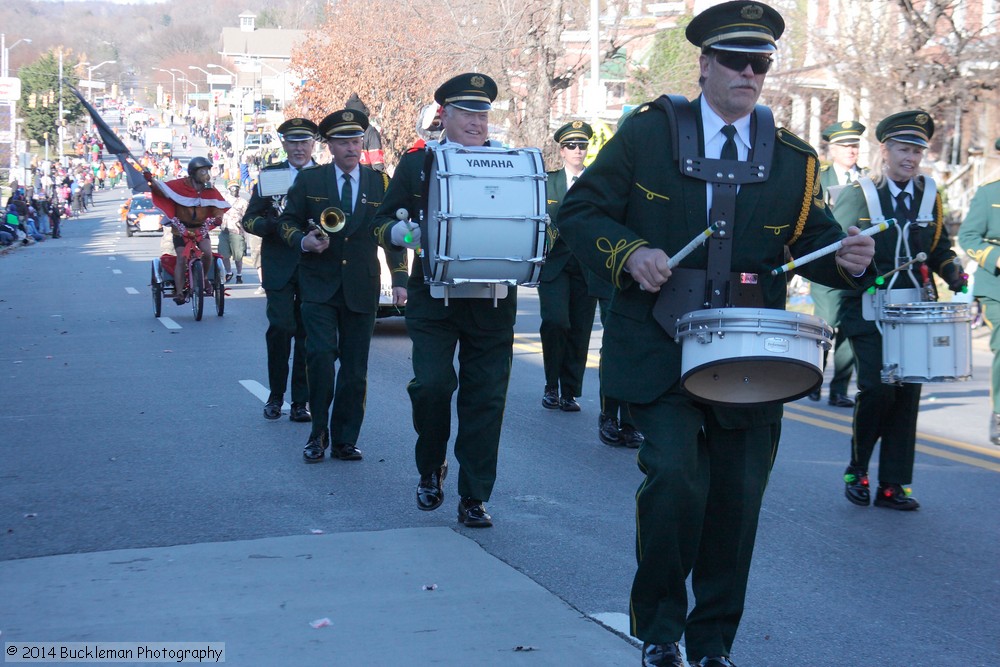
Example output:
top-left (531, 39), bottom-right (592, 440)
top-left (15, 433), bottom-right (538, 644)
top-left (561, 142), bottom-right (589, 150)
top-left (712, 50), bottom-right (773, 75)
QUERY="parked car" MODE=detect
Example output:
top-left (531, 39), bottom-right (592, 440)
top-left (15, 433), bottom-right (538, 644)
top-left (123, 193), bottom-right (164, 237)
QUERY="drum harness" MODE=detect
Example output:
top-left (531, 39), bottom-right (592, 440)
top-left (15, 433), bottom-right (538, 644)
top-left (649, 95), bottom-right (775, 337)
top-left (857, 175), bottom-right (939, 333)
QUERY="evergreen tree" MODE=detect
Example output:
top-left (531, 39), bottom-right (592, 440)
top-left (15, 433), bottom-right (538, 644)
top-left (18, 50), bottom-right (84, 145)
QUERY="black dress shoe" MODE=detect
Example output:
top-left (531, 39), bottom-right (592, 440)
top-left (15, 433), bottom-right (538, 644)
top-left (620, 423), bottom-right (645, 449)
top-left (697, 657), bottom-right (737, 667)
top-left (599, 412), bottom-right (622, 446)
top-left (417, 463), bottom-right (447, 511)
top-left (303, 432), bottom-right (329, 463)
top-left (542, 386), bottom-right (560, 410)
top-left (289, 403), bottom-right (311, 422)
top-left (263, 397), bottom-right (282, 420)
top-left (873, 483), bottom-right (920, 511)
top-left (330, 442), bottom-right (363, 461)
top-left (843, 465), bottom-right (870, 506)
top-left (807, 388), bottom-right (821, 401)
top-left (559, 396), bottom-right (581, 412)
top-left (642, 642), bottom-right (684, 667)
top-left (828, 393), bottom-right (855, 408)
top-left (457, 497), bottom-right (492, 528)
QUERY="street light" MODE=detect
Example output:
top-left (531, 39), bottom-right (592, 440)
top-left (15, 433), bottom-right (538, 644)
top-left (208, 63), bottom-right (242, 155)
top-left (87, 60), bottom-right (117, 102)
top-left (1, 35), bottom-right (33, 78)
top-left (256, 59), bottom-right (288, 110)
top-left (189, 65), bottom-right (215, 124)
top-left (153, 68), bottom-right (176, 112)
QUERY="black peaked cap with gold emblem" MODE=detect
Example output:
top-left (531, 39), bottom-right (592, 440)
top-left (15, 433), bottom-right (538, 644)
top-left (434, 73), bottom-right (498, 112)
top-left (318, 109), bottom-right (369, 139)
top-left (277, 118), bottom-right (319, 142)
top-left (822, 120), bottom-right (866, 145)
top-left (554, 121), bottom-right (594, 144)
top-left (876, 110), bottom-right (934, 148)
top-left (686, 1), bottom-right (785, 53)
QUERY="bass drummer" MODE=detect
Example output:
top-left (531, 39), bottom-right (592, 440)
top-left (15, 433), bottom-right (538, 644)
top-left (372, 72), bottom-right (510, 529)
top-left (833, 110), bottom-right (966, 511)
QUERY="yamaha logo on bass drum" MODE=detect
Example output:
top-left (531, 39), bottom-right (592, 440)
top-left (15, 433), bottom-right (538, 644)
top-left (464, 158), bottom-right (515, 169)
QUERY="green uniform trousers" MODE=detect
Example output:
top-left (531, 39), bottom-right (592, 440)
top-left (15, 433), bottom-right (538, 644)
top-left (596, 298), bottom-right (636, 427)
top-left (628, 389), bottom-right (778, 661)
top-left (406, 310), bottom-right (513, 502)
top-left (264, 278), bottom-right (308, 405)
top-left (847, 332), bottom-right (919, 484)
top-left (981, 297), bottom-right (1000, 412)
top-left (538, 255), bottom-right (597, 397)
top-left (824, 327), bottom-right (855, 396)
top-left (301, 289), bottom-right (377, 445)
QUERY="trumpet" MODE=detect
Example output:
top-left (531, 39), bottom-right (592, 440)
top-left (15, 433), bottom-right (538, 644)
top-left (308, 207), bottom-right (347, 238)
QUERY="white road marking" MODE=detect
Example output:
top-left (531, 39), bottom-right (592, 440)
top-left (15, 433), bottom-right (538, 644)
top-left (125, 287), bottom-right (139, 295)
top-left (239, 380), bottom-right (291, 411)
top-left (112, 269), bottom-right (122, 274)
top-left (158, 317), bottom-right (182, 330)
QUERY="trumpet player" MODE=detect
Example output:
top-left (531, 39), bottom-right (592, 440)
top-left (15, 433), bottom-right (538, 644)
top-left (280, 109), bottom-right (407, 464)
top-left (243, 117), bottom-right (320, 423)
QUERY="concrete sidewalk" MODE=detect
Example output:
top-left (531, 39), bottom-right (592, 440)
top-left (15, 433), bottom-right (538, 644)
top-left (0, 527), bottom-right (638, 666)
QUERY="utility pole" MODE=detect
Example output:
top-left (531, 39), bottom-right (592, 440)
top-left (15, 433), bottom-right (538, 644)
top-left (58, 49), bottom-right (64, 164)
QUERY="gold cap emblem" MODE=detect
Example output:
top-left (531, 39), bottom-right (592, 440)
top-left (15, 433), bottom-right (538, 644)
top-left (841, 121), bottom-right (852, 129)
top-left (343, 111), bottom-right (354, 122)
top-left (471, 75), bottom-right (485, 88)
top-left (292, 119), bottom-right (302, 125)
top-left (572, 121), bottom-right (583, 129)
top-left (740, 4), bottom-right (764, 19)
top-left (915, 113), bottom-right (929, 126)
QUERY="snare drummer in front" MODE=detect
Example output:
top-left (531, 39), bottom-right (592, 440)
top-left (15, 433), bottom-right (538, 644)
top-left (833, 110), bottom-right (967, 511)
top-left (555, 3), bottom-right (876, 664)
top-left (372, 73), bottom-right (510, 529)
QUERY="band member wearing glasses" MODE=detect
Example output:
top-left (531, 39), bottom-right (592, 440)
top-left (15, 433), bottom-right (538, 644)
top-left (556, 3), bottom-right (875, 665)
top-left (539, 121), bottom-right (598, 414)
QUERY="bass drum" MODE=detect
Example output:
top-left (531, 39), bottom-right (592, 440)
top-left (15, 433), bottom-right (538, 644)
top-left (423, 144), bottom-right (547, 299)
top-left (676, 308), bottom-right (833, 406)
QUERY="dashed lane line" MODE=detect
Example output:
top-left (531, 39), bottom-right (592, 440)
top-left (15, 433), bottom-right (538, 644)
top-left (125, 287), bottom-right (139, 295)
top-left (157, 317), bottom-right (181, 330)
top-left (239, 379), bottom-right (291, 411)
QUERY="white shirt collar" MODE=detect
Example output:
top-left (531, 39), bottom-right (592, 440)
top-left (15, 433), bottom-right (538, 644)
top-left (334, 164), bottom-right (360, 183)
top-left (700, 96), bottom-right (751, 157)
top-left (886, 178), bottom-right (915, 198)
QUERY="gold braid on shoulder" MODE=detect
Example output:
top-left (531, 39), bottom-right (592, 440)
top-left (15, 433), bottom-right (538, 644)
top-left (929, 193), bottom-right (944, 250)
top-left (789, 155), bottom-right (816, 245)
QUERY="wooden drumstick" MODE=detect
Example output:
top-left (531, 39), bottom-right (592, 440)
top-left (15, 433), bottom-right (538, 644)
top-left (770, 219), bottom-right (895, 276)
top-left (666, 222), bottom-right (722, 270)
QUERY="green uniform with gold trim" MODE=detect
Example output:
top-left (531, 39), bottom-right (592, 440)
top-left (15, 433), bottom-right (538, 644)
top-left (958, 179), bottom-right (1000, 413)
top-left (243, 161), bottom-right (309, 407)
top-left (834, 177), bottom-right (961, 485)
top-left (279, 164), bottom-right (405, 447)
top-left (557, 97), bottom-right (869, 657)
top-left (539, 168), bottom-right (597, 400)
top-left (372, 144), bottom-right (517, 503)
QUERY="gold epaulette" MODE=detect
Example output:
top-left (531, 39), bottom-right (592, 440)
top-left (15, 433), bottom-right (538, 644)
top-left (819, 163), bottom-right (831, 172)
top-left (776, 128), bottom-right (818, 158)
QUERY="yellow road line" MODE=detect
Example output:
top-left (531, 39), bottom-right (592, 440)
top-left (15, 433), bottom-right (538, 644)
top-left (513, 335), bottom-right (601, 368)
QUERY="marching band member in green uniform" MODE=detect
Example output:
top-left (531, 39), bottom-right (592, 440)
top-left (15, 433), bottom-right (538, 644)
top-left (242, 118), bottom-right (319, 423)
top-left (957, 140), bottom-right (1000, 446)
top-left (539, 121), bottom-right (598, 413)
top-left (556, 3), bottom-right (875, 664)
top-left (372, 73), bottom-right (512, 528)
top-left (279, 110), bottom-right (406, 464)
top-left (834, 110), bottom-right (966, 511)
top-left (809, 120), bottom-right (867, 407)
top-left (834, 110), bottom-right (965, 511)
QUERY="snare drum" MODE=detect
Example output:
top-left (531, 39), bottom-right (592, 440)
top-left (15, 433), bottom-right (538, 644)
top-left (675, 308), bottom-right (833, 405)
top-left (880, 301), bottom-right (972, 384)
top-left (423, 144), bottom-right (547, 299)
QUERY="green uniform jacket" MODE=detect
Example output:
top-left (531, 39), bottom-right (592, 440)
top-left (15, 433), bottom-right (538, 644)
top-left (540, 169), bottom-right (573, 280)
top-left (832, 177), bottom-right (960, 337)
top-left (813, 164), bottom-right (867, 324)
top-left (279, 164), bottom-right (405, 313)
top-left (242, 162), bottom-right (303, 291)
top-left (557, 98), bottom-right (868, 415)
top-left (372, 146), bottom-right (517, 328)
top-left (958, 180), bottom-right (1000, 301)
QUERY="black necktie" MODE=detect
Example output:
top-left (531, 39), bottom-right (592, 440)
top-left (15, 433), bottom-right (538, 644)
top-left (340, 173), bottom-right (353, 216)
top-left (720, 125), bottom-right (738, 161)
top-left (894, 191), bottom-right (911, 222)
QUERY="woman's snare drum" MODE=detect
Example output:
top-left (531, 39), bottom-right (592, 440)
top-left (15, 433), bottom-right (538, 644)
top-left (423, 144), bottom-right (547, 299)
top-left (676, 308), bottom-right (833, 405)
top-left (879, 301), bottom-right (973, 384)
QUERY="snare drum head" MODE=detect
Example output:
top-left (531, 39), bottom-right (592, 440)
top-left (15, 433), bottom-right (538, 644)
top-left (682, 358), bottom-right (821, 406)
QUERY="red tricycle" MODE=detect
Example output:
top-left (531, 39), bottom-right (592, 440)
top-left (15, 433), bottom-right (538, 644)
top-left (150, 221), bottom-right (225, 320)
